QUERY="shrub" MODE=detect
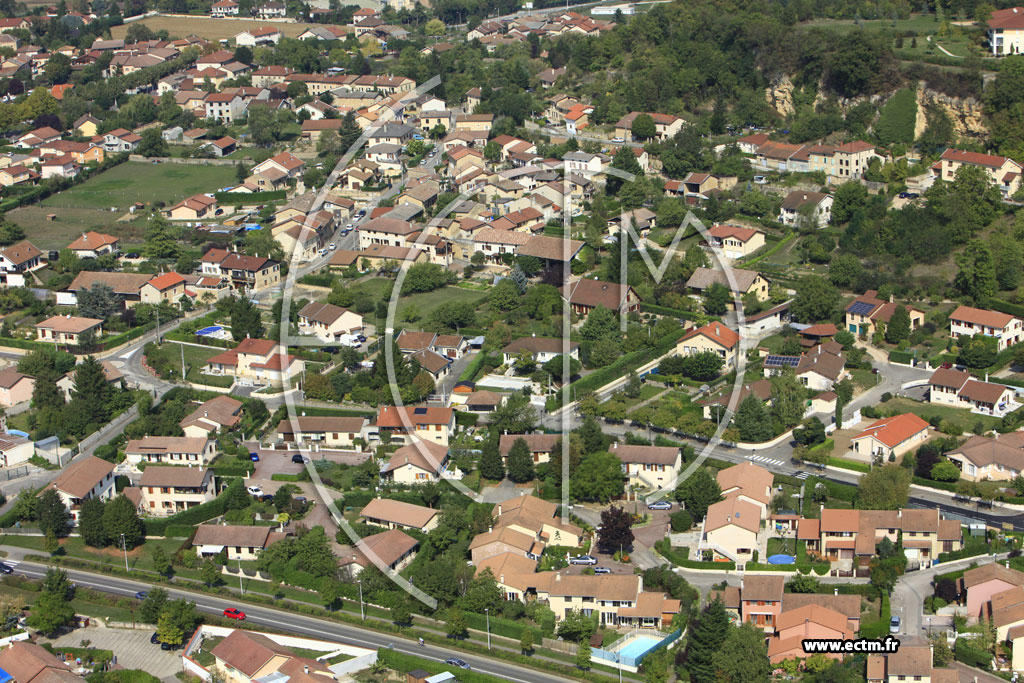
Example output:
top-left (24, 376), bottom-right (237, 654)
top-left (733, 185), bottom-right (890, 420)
top-left (669, 509), bottom-right (693, 532)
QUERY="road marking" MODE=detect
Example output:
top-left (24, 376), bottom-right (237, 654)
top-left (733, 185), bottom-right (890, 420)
top-left (795, 472), bottom-right (811, 480)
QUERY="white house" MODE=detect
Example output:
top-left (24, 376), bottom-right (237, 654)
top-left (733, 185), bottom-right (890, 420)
top-left (778, 191), bottom-right (832, 228)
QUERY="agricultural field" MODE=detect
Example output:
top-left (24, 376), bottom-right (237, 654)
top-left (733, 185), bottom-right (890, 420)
top-left (8, 162), bottom-right (238, 251)
top-left (111, 15), bottom-right (334, 41)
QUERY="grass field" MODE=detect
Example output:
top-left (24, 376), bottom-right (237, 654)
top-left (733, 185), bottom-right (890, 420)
top-left (8, 162), bottom-right (238, 250)
top-left (799, 13), bottom-right (948, 34)
top-left (882, 396), bottom-right (1003, 432)
top-left (112, 15), bottom-right (331, 41)
top-left (161, 342), bottom-right (234, 387)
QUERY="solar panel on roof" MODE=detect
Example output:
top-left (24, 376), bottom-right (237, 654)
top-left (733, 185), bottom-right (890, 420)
top-left (765, 355), bottom-right (800, 367)
top-left (413, 407), bottom-right (428, 415)
top-left (848, 301), bottom-right (875, 316)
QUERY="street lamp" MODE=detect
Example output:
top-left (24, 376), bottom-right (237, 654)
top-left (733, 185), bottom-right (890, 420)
top-left (120, 534), bottom-right (128, 572)
top-left (357, 580), bottom-right (364, 621)
top-left (484, 608), bottom-right (490, 650)
top-left (238, 558), bottom-right (244, 595)
top-left (615, 652), bottom-right (622, 683)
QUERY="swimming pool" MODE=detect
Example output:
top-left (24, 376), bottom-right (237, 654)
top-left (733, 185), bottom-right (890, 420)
top-left (617, 635), bottom-right (662, 661)
top-left (196, 326), bottom-right (222, 335)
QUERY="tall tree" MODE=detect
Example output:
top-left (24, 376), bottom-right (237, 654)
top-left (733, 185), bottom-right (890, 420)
top-left (478, 435), bottom-right (505, 481)
top-left (230, 296), bottom-right (265, 341)
top-left (569, 451), bottom-right (625, 503)
top-left (72, 355), bottom-right (112, 425)
top-left (884, 305), bottom-right (911, 344)
top-left (710, 622), bottom-right (771, 682)
top-left (143, 214), bottom-right (180, 260)
top-left (102, 494), bottom-right (145, 549)
top-left (954, 240), bottom-right (998, 305)
top-left (735, 393), bottom-right (773, 442)
top-left (791, 275), bottom-right (840, 322)
top-left (596, 505), bottom-right (634, 554)
top-left (682, 598), bottom-right (730, 683)
top-left (78, 496), bottom-right (107, 547)
top-left (768, 368), bottom-right (805, 430)
top-left (505, 437), bottom-right (534, 483)
top-left (858, 464), bottom-right (911, 510)
top-left (37, 488), bottom-right (70, 537)
top-left (674, 468), bottom-right (722, 521)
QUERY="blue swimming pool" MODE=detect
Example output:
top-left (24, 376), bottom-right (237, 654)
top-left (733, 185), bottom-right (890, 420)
top-left (617, 636), bottom-right (661, 661)
top-left (196, 326), bottom-right (222, 336)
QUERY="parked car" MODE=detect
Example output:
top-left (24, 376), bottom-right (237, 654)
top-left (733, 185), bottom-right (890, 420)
top-left (445, 658), bottom-right (470, 670)
top-left (246, 485), bottom-right (263, 496)
top-left (593, 567), bottom-right (611, 574)
top-left (223, 608), bottom-right (246, 621)
top-left (249, 452), bottom-right (259, 462)
top-left (294, 496), bottom-right (307, 504)
top-left (260, 494), bottom-right (275, 503)
top-left (647, 501), bottom-right (672, 510)
top-left (291, 454), bottom-right (310, 464)
top-left (889, 616), bottom-right (900, 634)
top-left (0, 563), bottom-right (13, 574)
top-left (357, 334), bottom-right (367, 342)
top-left (611, 137), bottom-right (624, 143)
top-left (569, 555), bottom-right (598, 565)
top-left (329, 243), bottom-right (336, 250)
top-left (135, 591), bottom-right (148, 600)
top-left (160, 642), bottom-right (176, 651)
top-left (150, 632), bottom-right (160, 645)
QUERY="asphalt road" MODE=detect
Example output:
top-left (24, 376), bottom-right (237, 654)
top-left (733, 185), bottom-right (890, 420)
top-left (10, 560), bottom-right (577, 683)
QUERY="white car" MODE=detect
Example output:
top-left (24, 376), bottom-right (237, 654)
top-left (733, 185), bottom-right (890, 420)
top-left (611, 137), bottom-right (624, 143)
top-left (329, 243), bottom-right (336, 250)
top-left (246, 485), bottom-right (263, 496)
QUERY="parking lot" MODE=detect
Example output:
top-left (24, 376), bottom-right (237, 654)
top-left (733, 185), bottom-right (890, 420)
top-left (45, 626), bottom-right (183, 679)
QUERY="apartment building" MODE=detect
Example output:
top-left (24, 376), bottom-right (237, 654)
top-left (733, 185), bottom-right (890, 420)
top-left (938, 148), bottom-right (1023, 198)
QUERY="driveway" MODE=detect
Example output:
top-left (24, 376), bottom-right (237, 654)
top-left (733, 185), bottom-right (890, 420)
top-left (43, 626), bottom-right (183, 680)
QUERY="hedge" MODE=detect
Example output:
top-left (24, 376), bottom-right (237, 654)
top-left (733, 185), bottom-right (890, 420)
top-left (143, 479), bottom-right (242, 535)
top-left (888, 350), bottom-right (914, 365)
top-left (0, 336), bottom-right (53, 352)
top-left (545, 329), bottom-right (687, 411)
top-left (991, 298), bottom-right (1024, 320)
top-left (455, 412), bottom-right (479, 427)
top-left (212, 465), bottom-right (254, 477)
top-left (213, 190), bottom-right (286, 205)
top-left (859, 594), bottom-right (891, 639)
top-left (271, 473), bottom-right (304, 482)
top-left (639, 303), bottom-right (716, 321)
top-left (163, 524), bottom-right (198, 539)
top-left (740, 232), bottom-right (795, 268)
top-left (298, 272), bottom-right (335, 288)
top-left (457, 352), bottom-right (488, 382)
top-left (912, 476), bottom-right (958, 493)
top-left (827, 457), bottom-right (870, 473)
top-left (341, 490), bottom-right (374, 508)
top-left (955, 638), bottom-right (992, 670)
top-left (462, 610), bottom-right (526, 640)
top-left (101, 322), bottom-right (157, 351)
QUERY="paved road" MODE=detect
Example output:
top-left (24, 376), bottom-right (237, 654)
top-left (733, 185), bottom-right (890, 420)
top-left (893, 553), bottom-right (1010, 637)
top-left (9, 559), bottom-right (581, 683)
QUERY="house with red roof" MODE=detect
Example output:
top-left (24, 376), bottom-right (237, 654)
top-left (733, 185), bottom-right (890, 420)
top-left (102, 128), bottom-right (141, 152)
top-left (937, 148), bottom-right (1023, 198)
top-left (614, 111), bottom-right (682, 142)
top-left (676, 321), bottom-right (740, 370)
top-left (203, 338), bottom-right (303, 385)
top-left (210, 0), bottom-right (239, 16)
top-left (234, 26), bottom-right (282, 47)
top-left (704, 224), bottom-right (765, 260)
top-left (140, 272), bottom-right (190, 305)
top-left (200, 248), bottom-right (281, 293)
top-left (949, 304), bottom-right (1024, 351)
top-left (372, 405), bottom-right (456, 447)
top-left (67, 231), bottom-right (118, 258)
top-left (851, 413), bottom-right (930, 460)
top-left (166, 193), bottom-right (218, 222)
top-left (987, 7), bottom-right (1024, 56)
top-left (844, 289), bottom-right (925, 337)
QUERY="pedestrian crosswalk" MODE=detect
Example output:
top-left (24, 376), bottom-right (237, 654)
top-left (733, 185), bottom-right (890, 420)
top-left (745, 454), bottom-right (786, 467)
top-left (794, 472), bottom-right (811, 480)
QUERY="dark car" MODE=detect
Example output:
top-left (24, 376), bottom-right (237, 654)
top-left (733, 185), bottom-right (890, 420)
top-left (291, 454), bottom-right (309, 464)
top-left (249, 452), bottom-right (260, 462)
top-left (357, 334), bottom-right (367, 342)
top-left (150, 632), bottom-right (161, 645)
top-left (0, 563), bottom-right (13, 574)
top-left (135, 591), bottom-right (148, 600)
top-left (260, 493), bottom-right (275, 503)
top-left (445, 658), bottom-right (471, 670)
top-left (160, 642), bottom-right (176, 651)
top-left (294, 496), bottom-right (307, 504)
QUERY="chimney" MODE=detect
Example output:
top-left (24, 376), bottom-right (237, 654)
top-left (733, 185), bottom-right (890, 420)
top-left (834, 588), bottom-right (838, 596)
top-left (303, 666), bottom-right (309, 675)
top-left (805, 617), bottom-right (810, 638)
top-left (488, 526), bottom-right (492, 533)
top-left (555, 573), bottom-right (561, 582)
top-left (204, 411), bottom-right (208, 418)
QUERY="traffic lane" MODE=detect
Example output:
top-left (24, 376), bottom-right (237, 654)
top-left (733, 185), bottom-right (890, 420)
top-left (11, 562), bottom-right (570, 683)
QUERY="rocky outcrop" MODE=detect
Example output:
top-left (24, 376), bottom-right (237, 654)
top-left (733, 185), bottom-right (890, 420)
top-left (765, 75), bottom-right (796, 117)
top-left (914, 83), bottom-right (988, 140)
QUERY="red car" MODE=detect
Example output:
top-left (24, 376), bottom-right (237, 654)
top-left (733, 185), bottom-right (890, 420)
top-left (223, 608), bottom-right (246, 621)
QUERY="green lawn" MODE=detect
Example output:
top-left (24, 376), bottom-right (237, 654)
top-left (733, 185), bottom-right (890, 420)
top-left (160, 342), bottom-right (234, 388)
top-left (799, 13), bottom-right (950, 35)
top-left (8, 162), bottom-right (238, 250)
top-left (397, 286), bottom-right (488, 324)
top-left (882, 396), bottom-right (1003, 432)
top-left (0, 535), bottom-right (185, 573)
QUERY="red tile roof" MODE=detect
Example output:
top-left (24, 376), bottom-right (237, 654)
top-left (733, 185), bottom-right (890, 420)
top-left (853, 413), bottom-right (930, 449)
